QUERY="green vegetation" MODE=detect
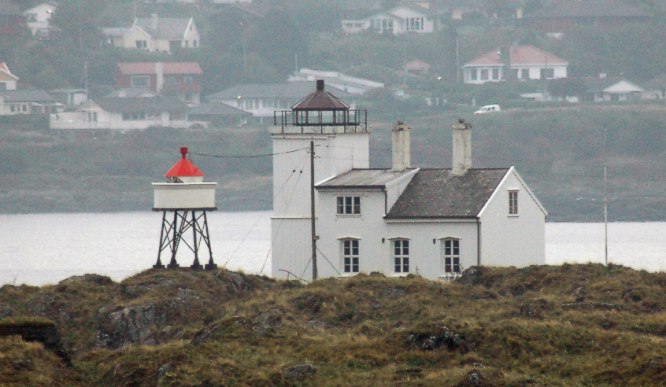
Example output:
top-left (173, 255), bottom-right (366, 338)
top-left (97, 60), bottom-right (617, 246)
top-left (0, 264), bottom-right (664, 385)
top-left (2, 106), bottom-right (665, 221)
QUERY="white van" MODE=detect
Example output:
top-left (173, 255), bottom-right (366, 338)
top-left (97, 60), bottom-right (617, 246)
top-left (474, 104), bottom-right (501, 114)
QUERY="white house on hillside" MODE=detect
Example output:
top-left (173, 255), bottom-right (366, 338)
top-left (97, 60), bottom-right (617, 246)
top-left (0, 62), bottom-right (18, 91)
top-left (102, 14), bottom-right (200, 54)
top-left (23, 2), bottom-right (57, 39)
top-left (289, 68), bottom-right (384, 95)
top-left (271, 81), bottom-right (547, 281)
top-left (342, 5), bottom-right (436, 35)
top-left (463, 45), bottom-right (568, 85)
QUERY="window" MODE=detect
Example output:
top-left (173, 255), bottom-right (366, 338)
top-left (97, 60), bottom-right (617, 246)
top-left (135, 40), bottom-right (147, 49)
top-left (183, 76), bottom-right (193, 85)
top-left (471, 69), bottom-right (477, 81)
top-left (512, 69), bottom-right (519, 79)
top-left (443, 239), bottom-right (460, 273)
top-left (509, 190), bottom-right (518, 215)
top-left (480, 69), bottom-right (488, 80)
top-left (130, 75), bottom-right (150, 88)
top-left (342, 239), bottom-right (359, 273)
top-left (492, 68), bottom-right (500, 80)
top-left (521, 69), bottom-right (529, 79)
top-left (337, 196), bottom-right (361, 215)
top-left (393, 239), bottom-right (409, 273)
top-left (540, 68), bottom-right (555, 79)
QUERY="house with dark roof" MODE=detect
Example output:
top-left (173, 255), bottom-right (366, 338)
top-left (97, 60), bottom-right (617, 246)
top-left (115, 62), bottom-right (203, 104)
top-left (0, 89), bottom-right (58, 116)
top-left (49, 96), bottom-right (189, 130)
top-left (102, 14), bottom-right (199, 54)
top-left (463, 45), bottom-right (568, 85)
top-left (523, 0), bottom-right (651, 35)
top-left (270, 81), bottom-right (546, 281)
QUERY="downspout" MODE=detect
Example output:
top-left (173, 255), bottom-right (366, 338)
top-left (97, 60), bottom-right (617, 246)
top-left (383, 187), bottom-right (387, 215)
top-left (476, 217), bottom-right (481, 267)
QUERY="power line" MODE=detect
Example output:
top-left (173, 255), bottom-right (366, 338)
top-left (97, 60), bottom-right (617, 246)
top-left (190, 147), bottom-right (309, 159)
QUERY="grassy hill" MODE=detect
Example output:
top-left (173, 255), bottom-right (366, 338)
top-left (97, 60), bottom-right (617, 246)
top-left (1, 104), bottom-right (665, 221)
top-left (0, 264), bottom-right (664, 385)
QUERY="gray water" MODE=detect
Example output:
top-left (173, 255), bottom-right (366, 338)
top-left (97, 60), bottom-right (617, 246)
top-left (0, 211), bottom-right (664, 286)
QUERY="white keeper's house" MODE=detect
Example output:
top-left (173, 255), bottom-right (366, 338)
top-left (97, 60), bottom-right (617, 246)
top-left (271, 80), bottom-right (547, 281)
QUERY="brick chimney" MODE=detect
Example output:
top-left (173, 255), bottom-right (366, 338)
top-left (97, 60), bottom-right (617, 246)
top-left (392, 121), bottom-right (410, 171)
top-left (451, 119), bottom-right (472, 176)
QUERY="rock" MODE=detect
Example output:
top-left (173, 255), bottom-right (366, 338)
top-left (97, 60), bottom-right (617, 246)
top-left (59, 274), bottom-right (114, 286)
top-left (456, 266), bottom-right (484, 286)
top-left (294, 292), bottom-right (325, 313)
top-left (406, 324), bottom-right (471, 353)
top-left (251, 312), bottom-right (281, 336)
top-left (383, 287), bottom-right (406, 298)
top-left (283, 364), bottom-right (317, 381)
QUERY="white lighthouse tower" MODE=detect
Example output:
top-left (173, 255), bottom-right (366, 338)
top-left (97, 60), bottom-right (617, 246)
top-left (152, 147), bottom-right (218, 270)
top-left (271, 80), bottom-right (370, 280)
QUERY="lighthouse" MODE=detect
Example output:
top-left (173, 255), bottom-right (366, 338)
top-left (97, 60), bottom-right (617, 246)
top-left (152, 147), bottom-right (217, 270)
top-left (271, 80), bottom-right (369, 280)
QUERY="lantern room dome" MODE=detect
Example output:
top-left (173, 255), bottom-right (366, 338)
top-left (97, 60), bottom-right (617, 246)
top-left (292, 80), bottom-right (349, 111)
top-left (165, 147), bottom-right (204, 183)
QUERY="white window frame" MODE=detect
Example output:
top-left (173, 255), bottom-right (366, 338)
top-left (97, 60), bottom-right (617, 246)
top-left (341, 239), bottom-right (360, 274)
top-left (393, 239), bottom-right (410, 274)
top-left (442, 238), bottom-right (461, 275)
top-left (509, 190), bottom-right (519, 216)
top-left (336, 195), bottom-right (361, 215)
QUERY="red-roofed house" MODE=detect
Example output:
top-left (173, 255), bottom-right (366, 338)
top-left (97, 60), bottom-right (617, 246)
top-left (403, 59), bottom-right (430, 75)
top-left (115, 62), bottom-right (202, 104)
top-left (463, 45), bottom-right (568, 85)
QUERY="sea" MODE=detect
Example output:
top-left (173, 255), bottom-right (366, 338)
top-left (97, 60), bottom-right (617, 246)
top-left (0, 211), bottom-right (664, 286)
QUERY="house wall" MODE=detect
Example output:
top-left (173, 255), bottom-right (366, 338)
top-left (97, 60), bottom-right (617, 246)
top-left (0, 72), bottom-right (17, 91)
top-left (24, 3), bottom-right (55, 35)
top-left (120, 27), bottom-right (153, 50)
top-left (316, 189), bottom-right (479, 280)
top-left (463, 64), bottom-right (567, 84)
top-left (479, 168), bottom-right (546, 267)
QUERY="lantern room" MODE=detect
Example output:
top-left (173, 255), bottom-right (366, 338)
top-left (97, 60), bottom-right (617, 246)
top-left (152, 147), bottom-right (217, 210)
top-left (273, 79), bottom-right (367, 134)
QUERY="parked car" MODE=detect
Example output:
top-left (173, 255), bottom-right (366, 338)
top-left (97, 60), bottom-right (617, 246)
top-left (474, 104), bottom-right (501, 114)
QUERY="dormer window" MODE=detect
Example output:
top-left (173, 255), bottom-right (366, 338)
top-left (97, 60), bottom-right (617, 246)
top-left (337, 196), bottom-right (360, 215)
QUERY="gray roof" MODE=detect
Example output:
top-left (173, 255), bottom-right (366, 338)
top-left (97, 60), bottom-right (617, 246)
top-left (386, 168), bottom-right (510, 219)
top-left (207, 81), bottom-right (353, 101)
top-left (188, 102), bottom-right (251, 117)
top-left (105, 88), bottom-right (157, 98)
top-left (527, 0), bottom-right (650, 18)
top-left (134, 17), bottom-right (192, 40)
top-left (317, 169), bottom-right (416, 189)
top-left (93, 96), bottom-right (186, 114)
top-left (583, 77), bottom-right (642, 92)
top-left (0, 89), bottom-right (55, 103)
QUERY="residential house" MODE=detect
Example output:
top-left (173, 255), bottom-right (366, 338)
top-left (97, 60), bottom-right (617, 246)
top-left (207, 81), bottom-right (356, 121)
top-left (23, 2), bottom-right (57, 39)
top-left (0, 89), bottom-right (58, 116)
top-left (0, 0), bottom-right (24, 36)
top-left (115, 62), bottom-right (202, 104)
top-left (523, 0), bottom-right (651, 36)
top-left (289, 68), bottom-right (384, 95)
top-left (342, 5), bottom-right (436, 35)
top-left (463, 45), bottom-right (568, 85)
top-left (49, 96), bottom-right (189, 130)
top-left (583, 76), bottom-right (645, 103)
top-left (403, 59), bottom-right (430, 76)
top-left (0, 62), bottom-right (18, 91)
top-left (271, 81), bottom-right (546, 281)
top-left (49, 89), bottom-right (88, 109)
top-left (102, 14), bottom-right (200, 54)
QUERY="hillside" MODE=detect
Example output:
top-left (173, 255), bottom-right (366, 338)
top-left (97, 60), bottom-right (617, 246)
top-left (0, 264), bottom-right (664, 385)
top-left (1, 105), bottom-right (666, 221)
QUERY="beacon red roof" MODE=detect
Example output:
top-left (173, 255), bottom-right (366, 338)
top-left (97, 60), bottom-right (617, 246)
top-left (165, 147), bottom-right (204, 177)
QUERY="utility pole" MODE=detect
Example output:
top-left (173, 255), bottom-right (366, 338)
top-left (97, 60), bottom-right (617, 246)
top-left (310, 140), bottom-right (318, 281)
top-left (603, 126), bottom-right (608, 266)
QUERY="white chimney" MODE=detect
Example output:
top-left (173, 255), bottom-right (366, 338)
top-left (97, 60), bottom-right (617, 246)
top-left (391, 121), bottom-right (411, 171)
top-left (150, 13), bottom-right (158, 30)
top-left (451, 119), bottom-right (472, 176)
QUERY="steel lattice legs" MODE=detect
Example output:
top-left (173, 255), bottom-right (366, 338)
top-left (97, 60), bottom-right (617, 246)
top-left (154, 210), bottom-right (216, 270)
